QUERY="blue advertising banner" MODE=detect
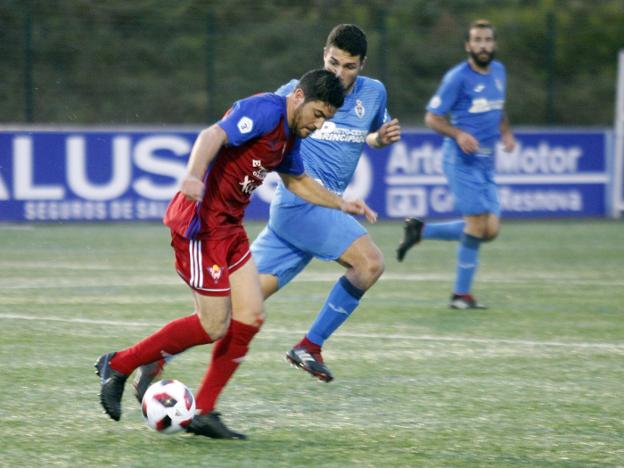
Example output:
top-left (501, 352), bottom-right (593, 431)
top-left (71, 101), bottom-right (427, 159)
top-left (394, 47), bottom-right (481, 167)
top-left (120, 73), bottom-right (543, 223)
top-left (0, 128), bottom-right (611, 222)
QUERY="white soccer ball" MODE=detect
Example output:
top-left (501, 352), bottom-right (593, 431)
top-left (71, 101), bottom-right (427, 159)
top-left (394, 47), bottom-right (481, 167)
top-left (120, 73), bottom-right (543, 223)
top-left (141, 379), bottom-right (196, 434)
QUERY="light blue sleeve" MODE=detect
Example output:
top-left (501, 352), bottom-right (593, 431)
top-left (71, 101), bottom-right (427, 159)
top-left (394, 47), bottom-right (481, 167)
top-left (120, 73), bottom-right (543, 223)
top-left (371, 83), bottom-right (390, 131)
top-left (426, 68), bottom-right (462, 116)
top-left (275, 79), bottom-right (298, 97)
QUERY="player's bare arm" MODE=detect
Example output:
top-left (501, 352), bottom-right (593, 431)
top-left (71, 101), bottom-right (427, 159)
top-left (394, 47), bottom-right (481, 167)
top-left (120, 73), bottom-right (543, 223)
top-left (499, 112), bottom-right (516, 152)
top-left (279, 172), bottom-right (378, 223)
top-left (181, 125), bottom-right (229, 201)
top-left (425, 111), bottom-right (479, 154)
top-left (366, 118), bottom-right (401, 148)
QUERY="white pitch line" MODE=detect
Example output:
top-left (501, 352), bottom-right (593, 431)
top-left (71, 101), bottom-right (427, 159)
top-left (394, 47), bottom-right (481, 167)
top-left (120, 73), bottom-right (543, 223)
top-left (2, 312), bottom-right (623, 351)
top-left (1, 272), bottom-right (623, 288)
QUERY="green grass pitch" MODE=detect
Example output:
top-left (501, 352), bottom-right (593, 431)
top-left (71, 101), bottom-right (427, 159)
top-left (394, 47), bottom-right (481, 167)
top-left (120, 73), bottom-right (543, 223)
top-left (1, 220), bottom-right (623, 466)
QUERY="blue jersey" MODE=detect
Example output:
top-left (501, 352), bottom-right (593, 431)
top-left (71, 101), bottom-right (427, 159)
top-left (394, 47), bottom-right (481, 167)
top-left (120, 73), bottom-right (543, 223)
top-left (272, 76), bottom-right (390, 204)
top-left (427, 60), bottom-right (507, 156)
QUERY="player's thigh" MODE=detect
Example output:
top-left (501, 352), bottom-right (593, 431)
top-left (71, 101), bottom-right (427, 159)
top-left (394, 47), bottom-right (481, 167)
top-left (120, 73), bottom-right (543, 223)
top-left (192, 292), bottom-right (232, 340)
top-left (251, 225), bottom-right (312, 290)
top-left (229, 257), bottom-right (265, 325)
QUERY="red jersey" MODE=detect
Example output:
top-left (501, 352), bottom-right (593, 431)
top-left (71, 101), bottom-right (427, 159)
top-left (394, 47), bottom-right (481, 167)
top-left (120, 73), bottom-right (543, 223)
top-left (164, 93), bottom-right (304, 239)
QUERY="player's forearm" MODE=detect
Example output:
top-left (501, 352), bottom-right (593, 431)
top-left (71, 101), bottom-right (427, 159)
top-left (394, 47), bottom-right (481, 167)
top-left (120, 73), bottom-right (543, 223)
top-left (280, 173), bottom-right (343, 209)
top-left (186, 125), bottom-right (227, 178)
top-left (500, 112), bottom-right (512, 136)
top-left (425, 112), bottom-right (461, 140)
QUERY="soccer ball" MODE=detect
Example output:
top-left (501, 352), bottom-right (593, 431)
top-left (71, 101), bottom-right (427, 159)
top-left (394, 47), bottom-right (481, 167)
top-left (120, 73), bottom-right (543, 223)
top-left (141, 379), bottom-right (196, 434)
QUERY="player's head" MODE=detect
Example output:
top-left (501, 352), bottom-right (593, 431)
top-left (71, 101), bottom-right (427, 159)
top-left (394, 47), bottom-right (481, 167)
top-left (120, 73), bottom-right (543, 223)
top-left (465, 19), bottom-right (496, 69)
top-left (323, 24), bottom-right (367, 93)
top-left (290, 69), bottom-right (345, 138)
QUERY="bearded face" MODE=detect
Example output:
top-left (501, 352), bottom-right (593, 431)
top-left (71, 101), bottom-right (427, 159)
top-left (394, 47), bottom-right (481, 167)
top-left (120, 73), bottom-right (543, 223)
top-left (466, 27), bottom-right (496, 70)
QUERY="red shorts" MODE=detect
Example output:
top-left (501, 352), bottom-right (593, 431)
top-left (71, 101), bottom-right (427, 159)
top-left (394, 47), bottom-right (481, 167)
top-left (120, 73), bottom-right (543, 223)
top-left (170, 228), bottom-right (251, 296)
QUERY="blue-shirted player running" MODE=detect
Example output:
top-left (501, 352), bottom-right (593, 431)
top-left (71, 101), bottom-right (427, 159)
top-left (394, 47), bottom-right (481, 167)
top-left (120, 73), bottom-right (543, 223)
top-left (397, 19), bottom-right (516, 309)
top-left (253, 24), bottom-right (400, 382)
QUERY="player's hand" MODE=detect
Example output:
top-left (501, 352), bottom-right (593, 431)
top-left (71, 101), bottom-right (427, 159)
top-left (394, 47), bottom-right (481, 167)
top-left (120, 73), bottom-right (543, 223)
top-left (501, 132), bottom-right (516, 152)
top-left (180, 175), bottom-right (205, 202)
top-left (376, 118), bottom-right (401, 146)
top-left (456, 131), bottom-right (479, 154)
top-left (340, 199), bottom-right (378, 224)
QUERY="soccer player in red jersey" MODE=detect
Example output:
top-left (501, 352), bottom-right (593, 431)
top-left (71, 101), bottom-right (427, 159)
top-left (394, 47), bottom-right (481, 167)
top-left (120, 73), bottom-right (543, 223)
top-left (94, 69), bottom-right (377, 438)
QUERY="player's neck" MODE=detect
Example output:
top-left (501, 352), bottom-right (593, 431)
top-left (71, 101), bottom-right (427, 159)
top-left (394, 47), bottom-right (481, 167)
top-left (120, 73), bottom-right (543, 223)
top-left (468, 58), bottom-right (491, 74)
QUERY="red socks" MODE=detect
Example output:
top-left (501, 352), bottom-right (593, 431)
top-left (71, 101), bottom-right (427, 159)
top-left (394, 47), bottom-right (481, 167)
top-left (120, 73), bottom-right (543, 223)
top-left (194, 319), bottom-right (261, 413)
top-left (297, 336), bottom-right (321, 353)
top-left (110, 314), bottom-right (213, 375)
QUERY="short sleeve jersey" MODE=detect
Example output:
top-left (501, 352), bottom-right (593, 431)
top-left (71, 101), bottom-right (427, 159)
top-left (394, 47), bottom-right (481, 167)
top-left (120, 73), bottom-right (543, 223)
top-left (427, 60), bottom-right (507, 153)
top-left (273, 75), bottom-right (390, 200)
top-left (164, 93), bottom-right (304, 239)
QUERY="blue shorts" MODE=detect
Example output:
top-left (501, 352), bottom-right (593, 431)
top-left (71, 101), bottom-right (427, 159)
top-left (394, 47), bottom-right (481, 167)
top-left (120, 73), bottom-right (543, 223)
top-left (443, 142), bottom-right (500, 216)
top-left (251, 202), bottom-right (367, 288)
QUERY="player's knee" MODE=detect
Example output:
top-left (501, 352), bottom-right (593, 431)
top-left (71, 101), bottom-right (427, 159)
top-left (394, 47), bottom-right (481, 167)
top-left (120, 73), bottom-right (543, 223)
top-left (358, 251), bottom-right (385, 288)
top-left (233, 304), bottom-right (266, 328)
top-left (196, 307), bottom-right (230, 340)
top-left (482, 225), bottom-right (500, 242)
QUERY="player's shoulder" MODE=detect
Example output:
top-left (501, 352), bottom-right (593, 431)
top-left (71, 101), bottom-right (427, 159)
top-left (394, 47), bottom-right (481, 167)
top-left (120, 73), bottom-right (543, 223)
top-left (225, 92), bottom-right (286, 136)
top-left (355, 75), bottom-right (387, 94)
top-left (234, 92), bottom-right (286, 120)
top-left (276, 79), bottom-right (298, 96)
top-left (237, 92), bottom-right (285, 109)
top-left (444, 61), bottom-right (471, 80)
top-left (490, 60), bottom-right (506, 73)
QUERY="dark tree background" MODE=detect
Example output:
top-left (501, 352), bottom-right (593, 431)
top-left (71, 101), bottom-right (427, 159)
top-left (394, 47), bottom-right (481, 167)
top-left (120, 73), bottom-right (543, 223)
top-left (2, 0), bottom-right (623, 126)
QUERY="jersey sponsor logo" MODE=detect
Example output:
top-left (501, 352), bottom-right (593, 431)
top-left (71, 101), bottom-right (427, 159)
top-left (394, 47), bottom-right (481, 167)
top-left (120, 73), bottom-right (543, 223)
top-left (468, 98), bottom-right (504, 113)
top-left (239, 175), bottom-right (258, 194)
top-left (354, 99), bottom-right (366, 118)
top-left (237, 116), bottom-right (253, 134)
top-left (428, 95), bottom-right (442, 109)
top-left (310, 121), bottom-right (367, 143)
top-left (239, 160), bottom-right (268, 195)
top-left (208, 264), bottom-right (222, 283)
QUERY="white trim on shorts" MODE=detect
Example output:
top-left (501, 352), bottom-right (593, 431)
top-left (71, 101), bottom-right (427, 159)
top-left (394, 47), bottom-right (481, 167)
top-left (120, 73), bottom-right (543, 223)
top-left (229, 248), bottom-right (251, 271)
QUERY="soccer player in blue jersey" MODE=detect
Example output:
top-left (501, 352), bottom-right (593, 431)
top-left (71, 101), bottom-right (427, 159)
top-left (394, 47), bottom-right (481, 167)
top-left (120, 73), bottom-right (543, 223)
top-left (254, 24), bottom-right (400, 382)
top-left (396, 19), bottom-right (516, 309)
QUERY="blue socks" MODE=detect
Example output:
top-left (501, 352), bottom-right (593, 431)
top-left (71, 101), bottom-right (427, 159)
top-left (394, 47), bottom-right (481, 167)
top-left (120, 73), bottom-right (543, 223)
top-left (454, 233), bottom-right (481, 294)
top-left (423, 220), bottom-right (465, 241)
top-left (307, 276), bottom-right (364, 346)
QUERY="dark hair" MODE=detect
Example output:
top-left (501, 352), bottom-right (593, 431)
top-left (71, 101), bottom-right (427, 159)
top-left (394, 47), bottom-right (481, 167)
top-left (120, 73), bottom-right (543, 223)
top-left (325, 24), bottom-right (367, 60)
top-left (296, 69), bottom-right (345, 109)
top-left (465, 19), bottom-right (496, 41)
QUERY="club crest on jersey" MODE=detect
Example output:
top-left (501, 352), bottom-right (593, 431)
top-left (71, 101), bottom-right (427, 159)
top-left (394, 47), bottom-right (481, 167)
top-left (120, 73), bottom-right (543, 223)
top-left (495, 79), bottom-right (503, 92)
top-left (208, 264), bottom-right (222, 283)
top-left (354, 99), bottom-right (366, 118)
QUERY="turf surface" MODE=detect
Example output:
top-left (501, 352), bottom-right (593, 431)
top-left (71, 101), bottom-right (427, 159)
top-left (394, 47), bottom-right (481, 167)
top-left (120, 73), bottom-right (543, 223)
top-left (1, 220), bottom-right (622, 466)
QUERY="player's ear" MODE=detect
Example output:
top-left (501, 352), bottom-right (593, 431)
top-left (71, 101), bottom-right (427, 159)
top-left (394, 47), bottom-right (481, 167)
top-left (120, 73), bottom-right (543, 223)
top-left (360, 56), bottom-right (367, 71)
top-left (293, 87), bottom-right (305, 107)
